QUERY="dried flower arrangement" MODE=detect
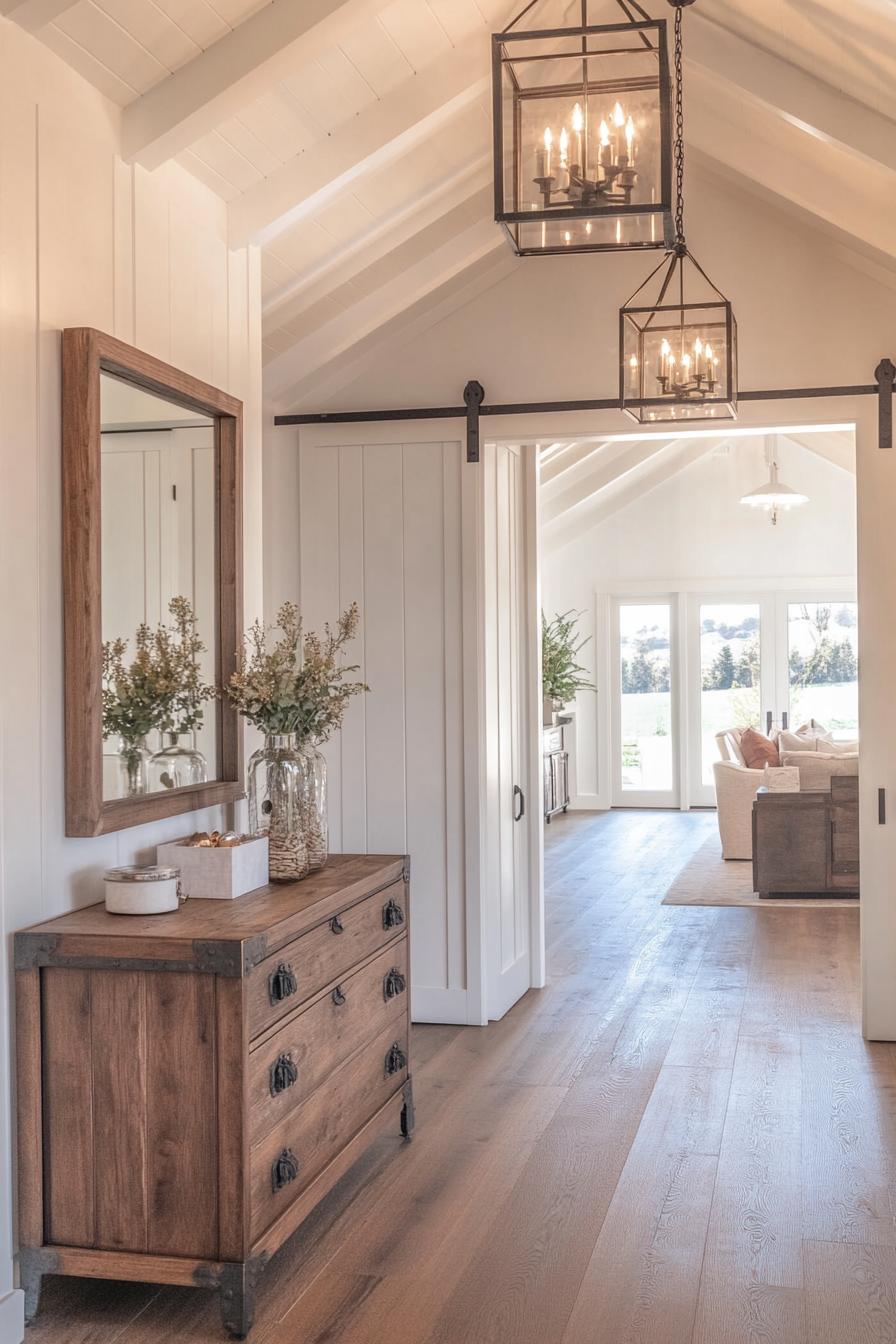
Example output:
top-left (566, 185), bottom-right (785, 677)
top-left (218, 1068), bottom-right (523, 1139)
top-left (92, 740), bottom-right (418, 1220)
top-left (227, 601), bottom-right (368, 742)
top-left (102, 596), bottom-right (216, 746)
top-left (228, 602), bottom-right (368, 881)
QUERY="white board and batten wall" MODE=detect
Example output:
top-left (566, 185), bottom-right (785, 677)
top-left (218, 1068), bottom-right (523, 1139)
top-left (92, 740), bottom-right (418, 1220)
top-left (264, 425), bottom-right (542, 1027)
top-left (0, 22), bottom-right (263, 1340)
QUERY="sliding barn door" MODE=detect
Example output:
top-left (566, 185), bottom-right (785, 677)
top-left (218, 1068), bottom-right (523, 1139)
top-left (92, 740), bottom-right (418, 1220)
top-left (483, 442), bottom-right (533, 1020)
top-left (295, 440), bottom-right (469, 1024)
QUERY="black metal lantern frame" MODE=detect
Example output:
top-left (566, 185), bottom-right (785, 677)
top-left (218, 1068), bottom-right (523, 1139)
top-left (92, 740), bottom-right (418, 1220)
top-left (619, 0), bottom-right (737, 422)
top-left (620, 246), bottom-right (737, 422)
top-left (492, 0), bottom-right (675, 256)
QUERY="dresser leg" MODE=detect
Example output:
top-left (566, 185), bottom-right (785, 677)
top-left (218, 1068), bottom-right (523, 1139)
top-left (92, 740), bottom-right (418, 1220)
top-left (400, 1077), bottom-right (415, 1141)
top-left (19, 1248), bottom-right (53, 1323)
top-left (217, 1260), bottom-right (266, 1339)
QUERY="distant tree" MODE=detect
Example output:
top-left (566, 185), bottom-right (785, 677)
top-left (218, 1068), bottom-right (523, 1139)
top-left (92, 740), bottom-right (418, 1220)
top-left (733, 639), bottom-right (759, 689)
top-left (703, 643), bottom-right (736, 691)
top-left (835, 605), bottom-right (857, 630)
top-left (625, 652), bottom-right (655, 695)
top-left (652, 660), bottom-right (671, 693)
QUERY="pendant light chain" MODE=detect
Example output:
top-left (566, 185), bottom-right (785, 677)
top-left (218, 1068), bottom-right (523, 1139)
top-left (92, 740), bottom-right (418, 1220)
top-left (673, 3), bottom-right (685, 247)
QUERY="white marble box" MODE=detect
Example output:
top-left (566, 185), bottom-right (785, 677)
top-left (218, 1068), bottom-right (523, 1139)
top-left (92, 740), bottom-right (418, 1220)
top-left (156, 835), bottom-right (269, 899)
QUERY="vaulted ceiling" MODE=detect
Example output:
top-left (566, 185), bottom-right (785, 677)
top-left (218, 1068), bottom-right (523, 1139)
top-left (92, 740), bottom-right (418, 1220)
top-left (7, 0), bottom-right (895, 410)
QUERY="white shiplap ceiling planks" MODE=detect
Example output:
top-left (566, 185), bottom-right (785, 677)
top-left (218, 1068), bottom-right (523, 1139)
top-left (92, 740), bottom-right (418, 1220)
top-left (5, 0), bottom-right (896, 407)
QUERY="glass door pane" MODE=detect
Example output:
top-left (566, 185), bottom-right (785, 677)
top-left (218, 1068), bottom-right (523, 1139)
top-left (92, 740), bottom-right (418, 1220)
top-left (617, 602), bottom-right (675, 800)
top-left (698, 601), bottom-right (762, 789)
top-left (786, 601), bottom-right (858, 740)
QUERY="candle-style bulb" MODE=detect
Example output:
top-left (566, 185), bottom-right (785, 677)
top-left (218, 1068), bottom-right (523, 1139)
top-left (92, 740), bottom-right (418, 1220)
top-left (572, 103), bottom-right (584, 132)
top-left (694, 337), bottom-right (703, 357)
top-left (660, 338), bottom-right (671, 356)
top-left (599, 119), bottom-right (610, 147)
top-left (559, 127), bottom-right (569, 164)
top-left (625, 115), bottom-right (635, 157)
top-left (612, 101), bottom-right (625, 128)
top-left (544, 127), bottom-right (553, 151)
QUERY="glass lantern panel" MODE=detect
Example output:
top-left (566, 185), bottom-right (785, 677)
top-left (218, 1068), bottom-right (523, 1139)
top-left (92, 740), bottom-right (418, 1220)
top-left (623, 302), bottom-right (734, 423)
top-left (513, 211), bottom-right (664, 252)
top-left (499, 29), bottom-right (665, 224)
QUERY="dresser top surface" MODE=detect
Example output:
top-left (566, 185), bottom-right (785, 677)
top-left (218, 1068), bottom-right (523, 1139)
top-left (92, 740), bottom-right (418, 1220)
top-left (16, 854), bottom-right (406, 953)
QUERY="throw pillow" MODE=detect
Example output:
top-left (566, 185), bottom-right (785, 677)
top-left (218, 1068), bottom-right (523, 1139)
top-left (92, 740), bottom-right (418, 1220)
top-left (740, 727), bottom-right (780, 769)
top-left (796, 719), bottom-right (833, 742)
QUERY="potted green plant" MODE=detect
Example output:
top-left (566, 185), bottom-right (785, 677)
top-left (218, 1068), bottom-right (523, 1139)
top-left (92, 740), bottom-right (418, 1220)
top-left (227, 602), bottom-right (368, 882)
top-left (542, 609), bottom-right (594, 726)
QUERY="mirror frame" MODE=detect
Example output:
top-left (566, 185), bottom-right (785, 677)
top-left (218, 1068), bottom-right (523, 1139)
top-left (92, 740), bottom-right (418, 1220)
top-left (62, 327), bottom-right (245, 836)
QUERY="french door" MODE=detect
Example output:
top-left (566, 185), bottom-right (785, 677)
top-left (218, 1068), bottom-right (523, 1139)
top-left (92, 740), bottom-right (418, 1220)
top-left (686, 591), bottom-right (858, 806)
top-left (611, 597), bottom-right (680, 808)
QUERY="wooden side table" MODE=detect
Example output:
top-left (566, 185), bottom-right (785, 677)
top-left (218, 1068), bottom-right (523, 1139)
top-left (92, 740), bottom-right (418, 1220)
top-left (752, 776), bottom-right (859, 898)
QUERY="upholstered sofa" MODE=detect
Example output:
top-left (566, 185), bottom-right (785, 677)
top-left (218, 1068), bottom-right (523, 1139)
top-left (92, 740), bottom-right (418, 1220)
top-left (713, 722), bottom-right (858, 860)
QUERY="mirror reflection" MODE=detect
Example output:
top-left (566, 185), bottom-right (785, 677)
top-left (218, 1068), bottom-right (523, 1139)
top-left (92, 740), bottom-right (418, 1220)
top-left (100, 372), bottom-right (219, 800)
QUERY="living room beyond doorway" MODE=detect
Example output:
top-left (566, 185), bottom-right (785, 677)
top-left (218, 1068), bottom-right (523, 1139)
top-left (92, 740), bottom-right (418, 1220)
top-left (539, 424), bottom-right (858, 897)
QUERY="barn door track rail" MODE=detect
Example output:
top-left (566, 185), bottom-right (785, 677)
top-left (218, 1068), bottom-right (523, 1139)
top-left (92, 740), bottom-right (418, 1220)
top-left (274, 359), bottom-right (896, 461)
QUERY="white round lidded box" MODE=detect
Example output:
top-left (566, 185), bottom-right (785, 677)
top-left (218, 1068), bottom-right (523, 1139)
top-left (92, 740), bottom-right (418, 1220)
top-left (104, 864), bottom-right (183, 915)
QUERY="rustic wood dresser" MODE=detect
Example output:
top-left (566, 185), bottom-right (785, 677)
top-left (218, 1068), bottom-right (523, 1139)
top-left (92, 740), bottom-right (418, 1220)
top-left (15, 853), bottom-right (413, 1337)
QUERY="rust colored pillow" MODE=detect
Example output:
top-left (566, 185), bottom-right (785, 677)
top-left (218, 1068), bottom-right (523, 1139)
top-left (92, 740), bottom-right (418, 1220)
top-left (740, 727), bottom-right (780, 769)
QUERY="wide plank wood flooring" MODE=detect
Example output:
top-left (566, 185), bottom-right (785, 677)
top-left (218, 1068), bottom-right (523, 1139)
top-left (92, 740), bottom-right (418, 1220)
top-left (29, 809), bottom-right (896, 1344)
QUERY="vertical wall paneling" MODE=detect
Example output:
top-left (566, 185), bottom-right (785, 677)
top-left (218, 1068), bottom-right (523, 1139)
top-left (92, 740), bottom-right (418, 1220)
top-left (0, 22), bottom-right (263, 1327)
top-left (360, 444), bottom-right (407, 855)
top-left (338, 445), bottom-right (367, 855)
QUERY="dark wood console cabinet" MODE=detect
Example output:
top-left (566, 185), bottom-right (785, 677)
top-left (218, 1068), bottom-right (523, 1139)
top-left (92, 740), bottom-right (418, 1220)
top-left (15, 854), bottom-right (413, 1337)
top-left (752, 777), bottom-right (859, 898)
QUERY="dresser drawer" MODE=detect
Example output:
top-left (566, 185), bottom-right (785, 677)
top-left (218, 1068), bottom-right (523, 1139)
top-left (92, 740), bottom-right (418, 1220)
top-left (249, 1017), bottom-right (409, 1241)
top-left (248, 939), bottom-right (408, 1142)
top-left (248, 879), bottom-right (407, 1038)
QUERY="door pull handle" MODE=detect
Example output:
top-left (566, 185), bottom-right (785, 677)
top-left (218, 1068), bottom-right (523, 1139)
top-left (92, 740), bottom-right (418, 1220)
top-left (513, 785), bottom-right (525, 822)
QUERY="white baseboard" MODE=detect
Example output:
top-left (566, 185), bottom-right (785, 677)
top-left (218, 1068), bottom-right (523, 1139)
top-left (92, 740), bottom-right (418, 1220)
top-left (568, 794), bottom-right (609, 811)
top-left (0, 1288), bottom-right (24, 1344)
top-left (411, 986), bottom-right (471, 1025)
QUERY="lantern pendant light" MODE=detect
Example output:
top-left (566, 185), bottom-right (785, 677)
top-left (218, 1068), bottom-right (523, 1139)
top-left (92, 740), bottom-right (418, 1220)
top-left (492, 0), bottom-right (676, 256)
top-left (620, 1), bottom-right (737, 422)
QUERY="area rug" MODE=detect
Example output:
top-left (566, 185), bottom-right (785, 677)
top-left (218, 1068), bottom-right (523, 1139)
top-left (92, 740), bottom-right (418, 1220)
top-left (662, 837), bottom-right (858, 909)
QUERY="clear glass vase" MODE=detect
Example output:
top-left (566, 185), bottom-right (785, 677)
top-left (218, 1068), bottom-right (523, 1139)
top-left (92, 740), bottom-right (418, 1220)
top-left (302, 744), bottom-right (328, 872)
top-left (148, 732), bottom-right (208, 792)
top-left (248, 734), bottom-right (311, 883)
top-left (117, 736), bottom-right (151, 798)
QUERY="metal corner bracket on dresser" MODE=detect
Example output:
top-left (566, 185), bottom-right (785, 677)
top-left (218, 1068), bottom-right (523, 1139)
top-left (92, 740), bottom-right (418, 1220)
top-left (15, 854), bottom-right (413, 1337)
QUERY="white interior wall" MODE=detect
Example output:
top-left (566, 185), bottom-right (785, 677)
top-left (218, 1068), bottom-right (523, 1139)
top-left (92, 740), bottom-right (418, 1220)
top-left (0, 23), bottom-right (262, 1338)
top-left (540, 436), bottom-right (857, 807)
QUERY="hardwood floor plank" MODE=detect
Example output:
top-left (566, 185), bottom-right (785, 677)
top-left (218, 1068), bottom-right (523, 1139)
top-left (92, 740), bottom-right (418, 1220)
top-left (692, 1032), bottom-right (804, 1344)
top-left (803, 1241), bottom-right (896, 1344)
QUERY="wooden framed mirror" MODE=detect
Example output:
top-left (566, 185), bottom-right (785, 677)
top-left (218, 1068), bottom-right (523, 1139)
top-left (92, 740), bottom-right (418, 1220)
top-left (63, 328), bottom-right (244, 836)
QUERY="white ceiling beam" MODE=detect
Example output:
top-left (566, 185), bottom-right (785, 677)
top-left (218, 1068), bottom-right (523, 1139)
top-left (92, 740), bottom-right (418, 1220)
top-left (264, 154), bottom-right (492, 330)
top-left (265, 212), bottom-right (506, 403)
top-left (544, 439), bottom-right (716, 541)
top-left (229, 32), bottom-right (490, 247)
top-left (121, 0), bottom-right (386, 170)
top-left (541, 439), bottom-right (686, 526)
top-left (1, 0), bottom-right (77, 30)
top-left (686, 12), bottom-right (896, 177)
top-left (540, 440), bottom-right (616, 490)
top-left (270, 248), bottom-right (517, 410)
top-left (687, 73), bottom-right (896, 259)
top-left (266, 185), bottom-right (494, 359)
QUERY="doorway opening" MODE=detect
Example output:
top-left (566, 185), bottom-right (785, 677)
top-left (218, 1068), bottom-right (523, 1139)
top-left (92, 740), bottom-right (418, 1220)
top-left (538, 422), bottom-right (857, 817)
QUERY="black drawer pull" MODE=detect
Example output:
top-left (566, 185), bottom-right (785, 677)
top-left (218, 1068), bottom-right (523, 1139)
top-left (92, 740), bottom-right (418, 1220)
top-left (331, 985), bottom-right (346, 1007)
top-left (269, 1052), bottom-right (298, 1097)
top-left (329, 915), bottom-right (345, 935)
top-left (383, 898), bottom-right (405, 930)
top-left (385, 1042), bottom-right (407, 1076)
top-left (383, 968), bottom-right (407, 1001)
top-left (268, 963), bottom-right (297, 1005)
top-left (272, 1148), bottom-right (299, 1193)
